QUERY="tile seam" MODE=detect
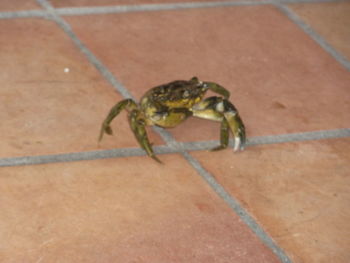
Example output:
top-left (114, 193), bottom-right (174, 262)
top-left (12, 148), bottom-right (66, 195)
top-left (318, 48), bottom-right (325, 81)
top-left (181, 151), bottom-right (292, 263)
top-left (0, 0), bottom-right (343, 19)
top-left (38, 2), bottom-right (132, 98)
top-left (53, 1), bottom-right (270, 17)
top-left (0, 10), bottom-right (48, 19)
top-left (21, 1), bottom-right (341, 262)
top-left (35, 0), bottom-right (176, 146)
top-left (51, 0), bottom-right (349, 16)
top-left (275, 3), bottom-right (350, 71)
top-left (1, 128), bottom-right (348, 167)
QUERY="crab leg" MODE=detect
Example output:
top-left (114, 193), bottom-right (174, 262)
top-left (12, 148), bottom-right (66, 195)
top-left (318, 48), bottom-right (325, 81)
top-left (210, 118), bottom-right (229, 151)
top-left (204, 82), bottom-right (230, 99)
top-left (128, 110), bottom-right (162, 163)
top-left (99, 99), bottom-right (138, 142)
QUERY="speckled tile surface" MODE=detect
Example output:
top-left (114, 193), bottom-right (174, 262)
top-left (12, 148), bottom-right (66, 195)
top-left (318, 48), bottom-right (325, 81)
top-left (192, 138), bottom-right (350, 263)
top-left (0, 155), bottom-right (280, 263)
top-left (50, 0), bottom-right (239, 8)
top-left (0, 0), bottom-right (40, 11)
top-left (289, 1), bottom-right (350, 61)
top-left (64, 5), bottom-right (350, 142)
top-left (0, 1), bottom-right (349, 262)
top-left (0, 18), bottom-right (163, 158)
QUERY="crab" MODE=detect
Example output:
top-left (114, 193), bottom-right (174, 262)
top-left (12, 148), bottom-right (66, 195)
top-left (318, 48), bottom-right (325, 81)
top-left (99, 77), bottom-right (246, 163)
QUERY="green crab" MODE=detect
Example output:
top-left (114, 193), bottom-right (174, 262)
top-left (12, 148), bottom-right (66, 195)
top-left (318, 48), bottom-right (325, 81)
top-left (99, 77), bottom-right (245, 163)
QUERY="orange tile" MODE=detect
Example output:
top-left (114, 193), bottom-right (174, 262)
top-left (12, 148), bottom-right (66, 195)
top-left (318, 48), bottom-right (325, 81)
top-left (0, 155), bottom-right (280, 262)
top-left (192, 138), bottom-right (350, 263)
top-left (0, 0), bottom-right (40, 11)
top-left (289, 1), bottom-right (350, 61)
top-left (0, 18), bottom-right (163, 158)
top-left (65, 6), bottom-right (350, 144)
top-left (51, 0), bottom-right (229, 8)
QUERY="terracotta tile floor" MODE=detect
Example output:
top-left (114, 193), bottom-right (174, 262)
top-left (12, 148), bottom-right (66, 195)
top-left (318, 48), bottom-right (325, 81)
top-left (289, 1), bottom-right (350, 61)
top-left (0, 0), bottom-right (40, 11)
top-left (0, 1), bottom-right (349, 262)
top-left (50, 0), bottom-right (232, 7)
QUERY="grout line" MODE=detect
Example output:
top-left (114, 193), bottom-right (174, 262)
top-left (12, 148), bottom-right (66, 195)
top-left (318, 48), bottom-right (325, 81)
top-left (37, 1), bottom-right (132, 99)
top-left (21, 1), bottom-right (343, 262)
top-left (9, 1), bottom-right (347, 262)
top-left (181, 151), bottom-right (292, 263)
top-left (245, 128), bottom-right (350, 145)
top-left (35, 0), bottom-right (53, 10)
top-left (178, 128), bottom-right (350, 151)
top-left (276, 3), bottom-right (350, 71)
top-left (35, 0), bottom-right (176, 146)
top-left (0, 146), bottom-right (173, 167)
top-left (49, 0), bottom-right (344, 16)
top-left (1, 128), bottom-right (349, 167)
top-left (0, 0), bottom-right (342, 19)
top-left (53, 1), bottom-right (271, 16)
top-left (280, 0), bottom-right (347, 2)
top-left (0, 10), bottom-right (48, 19)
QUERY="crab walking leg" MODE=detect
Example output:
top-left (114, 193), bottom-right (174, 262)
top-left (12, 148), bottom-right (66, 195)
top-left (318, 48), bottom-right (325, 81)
top-left (191, 97), bottom-right (227, 151)
top-left (128, 110), bottom-right (162, 163)
top-left (99, 99), bottom-right (138, 142)
top-left (210, 118), bottom-right (230, 151)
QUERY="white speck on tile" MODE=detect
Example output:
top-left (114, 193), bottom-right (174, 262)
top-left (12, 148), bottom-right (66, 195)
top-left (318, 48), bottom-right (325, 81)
top-left (64, 67), bottom-right (70, 73)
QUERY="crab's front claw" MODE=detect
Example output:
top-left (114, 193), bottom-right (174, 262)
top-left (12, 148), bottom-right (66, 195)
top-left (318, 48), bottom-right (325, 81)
top-left (192, 96), bottom-right (246, 152)
top-left (210, 109), bottom-right (245, 152)
top-left (225, 112), bottom-right (246, 151)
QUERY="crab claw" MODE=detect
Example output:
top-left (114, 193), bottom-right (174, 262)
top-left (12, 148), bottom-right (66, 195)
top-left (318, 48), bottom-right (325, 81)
top-left (223, 107), bottom-right (246, 152)
top-left (192, 96), bottom-right (246, 152)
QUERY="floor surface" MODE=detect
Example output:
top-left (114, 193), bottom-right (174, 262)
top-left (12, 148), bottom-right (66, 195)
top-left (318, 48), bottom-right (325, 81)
top-left (0, 0), bottom-right (349, 262)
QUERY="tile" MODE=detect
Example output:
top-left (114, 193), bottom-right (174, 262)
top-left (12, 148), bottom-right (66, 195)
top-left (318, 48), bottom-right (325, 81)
top-left (51, 0), bottom-right (229, 8)
top-left (0, 0), bottom-right (40, 11)
top-left (192, 138), bottom-right (350, 263)
top-left (0, 155), bottom-right (280, 262)
top-left (65, 6), bottom-right (350, 144)
top-left (289, 1), bottom-right (350, 61)
top-left (0, 18), bottom-right (163, 158)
